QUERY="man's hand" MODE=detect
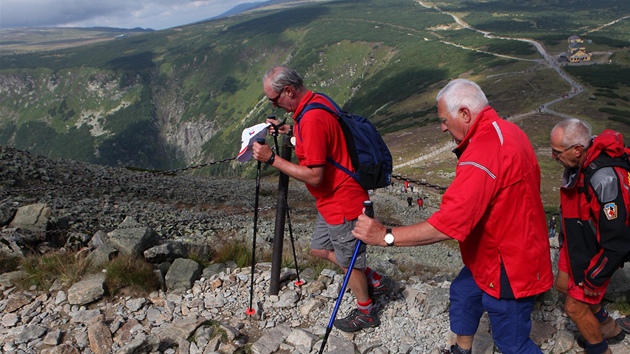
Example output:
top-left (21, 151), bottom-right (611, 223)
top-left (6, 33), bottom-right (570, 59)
top-left (352, 213), bottom-right (387, 246)
top-left (265, 117), bottom-right (290, 135)
top-left (579, 282), bottom-right (602, 297)
top-left (252, 141), bottom-right (273, 163)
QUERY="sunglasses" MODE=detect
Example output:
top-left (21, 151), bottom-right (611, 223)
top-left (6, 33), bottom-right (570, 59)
top-left (268, 87), bottom-right (285, 105)
top-left (551, 144), bottom-right (580, 158)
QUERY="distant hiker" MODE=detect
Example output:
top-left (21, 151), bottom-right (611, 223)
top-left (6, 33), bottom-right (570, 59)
top-left (407, 196), bottom-right (413, 207)
top-left (352, 79), bottom-right (552, 354)
top-left (252, 66), bottom-right (393, 333)
top-left (548, 216), bottom-right (556, 238)
top-left (550, 119), bottom-right (630, 353)
top-left (417, 197), bottom-right (423, 211)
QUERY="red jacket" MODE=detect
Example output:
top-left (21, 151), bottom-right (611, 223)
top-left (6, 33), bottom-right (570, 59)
top-left (428, 107), bottom-right (553, 299)
top-left (560, 129), bottom-right (630, 293)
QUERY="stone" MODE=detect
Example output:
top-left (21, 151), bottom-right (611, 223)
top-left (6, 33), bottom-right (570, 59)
top-left (88, 320), bottom-right (113, 354)
top-left (67, 273), bottom-right (106, 305)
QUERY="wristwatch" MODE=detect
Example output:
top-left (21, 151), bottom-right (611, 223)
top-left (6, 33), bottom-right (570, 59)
top-left (384, 228), bottom-right (395, 247)
top-left (266, 150), bottom-right (276, 166)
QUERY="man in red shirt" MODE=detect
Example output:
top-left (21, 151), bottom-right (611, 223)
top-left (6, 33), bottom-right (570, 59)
top-left (353, 79), bottom-right (553, 353)
top-left (252, 66), bottom-right (392, 332)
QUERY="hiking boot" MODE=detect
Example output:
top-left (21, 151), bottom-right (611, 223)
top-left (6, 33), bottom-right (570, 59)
top-left (449, 344), bottom-right (472, 354)
top-left (577, 331), bottom-right (625, 349)
top-left (333, 309), bottom-right (380, 332)
top-left (577, 316), bottom-right (625, 348)
top-left (368, 275), bottom-right (395, 298)
top-left (601, 316), bottom-right (625, 340)
top-left (616, 316), bottom-right (630, 334)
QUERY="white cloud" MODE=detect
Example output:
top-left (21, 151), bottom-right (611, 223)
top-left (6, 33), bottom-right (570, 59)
top-left (0, 0), bottom-right (260, 30)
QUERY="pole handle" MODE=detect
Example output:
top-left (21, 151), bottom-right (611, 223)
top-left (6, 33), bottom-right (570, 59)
top-left (363, 200), bottom-right (374, 218)
top-left (257, 138), bottom-right (273, 170)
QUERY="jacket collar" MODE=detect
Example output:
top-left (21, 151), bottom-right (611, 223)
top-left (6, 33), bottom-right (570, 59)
top-left (452, 106), bottom-right (494, 158)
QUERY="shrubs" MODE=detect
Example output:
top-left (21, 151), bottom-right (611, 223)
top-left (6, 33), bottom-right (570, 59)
top-left (18, 250), bottom-right (89, 291)
top-left (104, 254), bottom-right (161, 296)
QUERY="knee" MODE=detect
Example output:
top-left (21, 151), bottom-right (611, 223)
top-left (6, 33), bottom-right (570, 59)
top-left (310, 248), bottom-right (329, 259)
top-left (564, 296), bottom-right (589, 319)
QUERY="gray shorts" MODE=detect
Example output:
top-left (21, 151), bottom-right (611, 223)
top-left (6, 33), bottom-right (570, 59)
top-left (311, 213), bottom-right (366, 269)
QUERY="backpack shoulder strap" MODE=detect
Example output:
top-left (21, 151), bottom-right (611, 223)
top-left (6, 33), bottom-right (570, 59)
top-left (294, 93), bottom-right (343, 141)
top-left (293, 94), bottom-right (359, 180)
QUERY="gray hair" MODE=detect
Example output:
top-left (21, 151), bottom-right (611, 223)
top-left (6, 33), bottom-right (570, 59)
top-left (553, 118), bottom-right (592, 148)
top-left (263, 66), bottom-right (304, 93)
top-left (436, 79), bottom-right (489, 118)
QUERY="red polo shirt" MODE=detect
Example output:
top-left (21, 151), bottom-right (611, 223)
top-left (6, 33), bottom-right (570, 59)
top-left (293, 91), bottom-right (368, 224)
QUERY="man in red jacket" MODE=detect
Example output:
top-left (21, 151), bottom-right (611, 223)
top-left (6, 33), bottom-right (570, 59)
top-left (353, 79), bottom-right (553, 354)
top-left (550, 119), bottom-right (630, 354)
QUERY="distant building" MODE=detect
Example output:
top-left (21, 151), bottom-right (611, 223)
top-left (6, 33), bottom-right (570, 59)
top-left (114, 34), bottom-right (128, 39)
top-left (568, 35), bottom-right (582, 44)
top-left (565, 35), bottom-right (591, 62)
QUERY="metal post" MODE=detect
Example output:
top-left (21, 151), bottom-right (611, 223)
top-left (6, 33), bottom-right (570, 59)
top-left (269, 134), bottom-right (292, 295)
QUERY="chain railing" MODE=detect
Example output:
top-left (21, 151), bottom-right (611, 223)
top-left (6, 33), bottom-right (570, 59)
top-left (1, 148), bottom-right (557, 238)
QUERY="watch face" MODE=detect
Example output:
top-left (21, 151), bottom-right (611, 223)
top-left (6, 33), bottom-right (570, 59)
top-left (384, 233), bottom-right (394, 245)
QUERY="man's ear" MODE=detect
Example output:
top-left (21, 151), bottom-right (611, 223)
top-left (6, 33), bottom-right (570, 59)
top-left (284, 86), bottom-right (293, 98)
top-left (460, 107), bottom-right (473, 123)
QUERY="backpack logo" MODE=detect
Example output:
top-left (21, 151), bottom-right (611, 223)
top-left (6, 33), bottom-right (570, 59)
top-left (604, 202), bottom-right (618, 220)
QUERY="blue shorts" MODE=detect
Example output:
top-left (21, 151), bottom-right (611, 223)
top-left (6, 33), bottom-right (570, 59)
top-left (310, 213), bottom-right (366, 269)
top-left (449, 266), bottom-right (542, 354)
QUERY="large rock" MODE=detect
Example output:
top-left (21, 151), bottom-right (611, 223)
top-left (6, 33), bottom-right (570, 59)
top-left (85, 242), bottom-right (119, 269)
top-left (164, 258), bottom-right (202, 293)
top-left (9, 203), bottom-right (51, 231)
top-left (67, 273), bottom-right (106, 305)
top-left (605, 266), bottom-right (630, 302)
top-left (107, 217), bottom-right (159, 257)
top-left (143, 241), bottom-right (188, 263)
top-left (8, 203), bottom-right (51, 243)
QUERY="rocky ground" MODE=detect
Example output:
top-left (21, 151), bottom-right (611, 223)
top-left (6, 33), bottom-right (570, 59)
top-left (1, 146), bottom-right (630, 354)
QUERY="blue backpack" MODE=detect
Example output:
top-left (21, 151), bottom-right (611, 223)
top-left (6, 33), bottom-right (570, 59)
top-left (295, 93), bottom-right (392, 190)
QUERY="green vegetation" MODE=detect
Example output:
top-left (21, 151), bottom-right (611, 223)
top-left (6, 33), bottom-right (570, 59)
top-left (187, 244), bottom-right (215, 268)
top-left (212, 238), bottom-right (252, 268)
top-left (104, 254), bottom-right (162, 296)
top-left (18, 251), bottom-right (90, 291)
top-left (565, 65), bottom-right (630, 89)
top-left (433, 0), bottom-right (630, 42)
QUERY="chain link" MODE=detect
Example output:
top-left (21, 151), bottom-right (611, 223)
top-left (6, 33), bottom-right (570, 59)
top-left (151, 157), bottom-right (237, 175)
top-left (391, 174), bottom-right (448, 191)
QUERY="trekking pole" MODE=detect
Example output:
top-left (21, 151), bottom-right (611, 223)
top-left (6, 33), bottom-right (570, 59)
top-left (246, 138), bottom-right (267, 316)
top-left (318, 200), bottom-right (373, 354)
top-left (269, 116), bottom-right (303, 287)
top-left (285, 202), bottom-right (303, 286)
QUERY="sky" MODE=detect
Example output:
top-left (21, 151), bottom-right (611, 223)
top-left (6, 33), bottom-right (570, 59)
top-left (0, 0), bottom-right (261, 30)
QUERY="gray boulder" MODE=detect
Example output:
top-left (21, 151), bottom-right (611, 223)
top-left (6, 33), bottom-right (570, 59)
top-left (165, 258), bottom-right (202, 293)
top-left (107, 216), bottom-right (159, 257)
